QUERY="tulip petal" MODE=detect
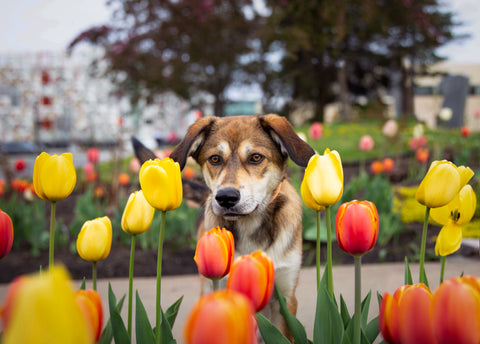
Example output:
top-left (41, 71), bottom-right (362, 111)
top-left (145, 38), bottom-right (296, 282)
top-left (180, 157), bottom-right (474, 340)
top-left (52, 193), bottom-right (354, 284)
top-left (435, 221), bottom-right (462, 256)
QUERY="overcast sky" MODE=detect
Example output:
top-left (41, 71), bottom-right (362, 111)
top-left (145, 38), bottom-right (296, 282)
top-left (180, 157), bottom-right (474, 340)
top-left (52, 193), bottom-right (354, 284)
top-left (0, 0), bottom-right (479, 63)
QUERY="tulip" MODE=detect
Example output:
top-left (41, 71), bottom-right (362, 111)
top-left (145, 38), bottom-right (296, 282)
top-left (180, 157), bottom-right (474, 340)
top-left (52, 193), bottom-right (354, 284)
top-left (139, 157), bottom-right (183, 211)
top-left (77, 216), bottom-right (112, 290)
top-left (195, 227), bottom-right (234, 282)
top-left (416, 160), bottom-right (472, 208)
top-left (118, 172), bottom-right (130, 186)
top-left (416, 147), bottom-right (429, 163)
top-left (33, 152), bottom-right (76, 202)
top-left (379, 285), bottom-right (411, 344)
top-left (129, 157), bottom-right (141, 173)
top-left (86, 147), bottom-right (100, 163)
top-left (301, 148), bottom-right (343, 294)
top-left (438, 107), bottom-right (453, 121)
top-left (0, 276), bottom-right (26, 329)
top-left (398, 283), bottom-right (436, 344)
top-left (227, 250), bottom-right (275, 312)
top-left (358, 135), bottom-right (374, 151)
top-left (309, 122), bottom-right (323, 140)
top-left (184, 290), bottom-right (257, 344)
top-left (1, 266), bottom-right (93, 344)
top-left (335, 200), bottom-right (379, 256)
top-left (461, 126), bottom-right (470, 138)
top-left (75, 289), bottom-right (103, 341)
top-left (121, 190), bottom-right (155, 236)
top-left (432, 276), bottom-right (480, 344)
top-left (14, 158), bottom-right (26, 172)
top-left (370, 160), bottom-right (383, 175)
top-left (121, 190), bottom-right (154, 337)
top-left (301, 149), bottom-right (343, 210)
top-left (0, 209), bottom-right (14, 259)
top-left (382, 158), bottom-right (394, 173)
top-left (382, 119), bottom-right (398, 138)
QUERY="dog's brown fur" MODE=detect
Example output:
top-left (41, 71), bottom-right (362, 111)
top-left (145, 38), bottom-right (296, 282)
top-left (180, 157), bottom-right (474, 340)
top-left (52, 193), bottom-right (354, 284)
top-left (133, 114), bottom-right (314, 339)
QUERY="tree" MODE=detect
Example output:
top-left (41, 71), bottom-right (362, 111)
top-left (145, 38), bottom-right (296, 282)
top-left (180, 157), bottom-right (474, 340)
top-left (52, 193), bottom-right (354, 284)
top-left (68, 0), bottom-right (261, 117)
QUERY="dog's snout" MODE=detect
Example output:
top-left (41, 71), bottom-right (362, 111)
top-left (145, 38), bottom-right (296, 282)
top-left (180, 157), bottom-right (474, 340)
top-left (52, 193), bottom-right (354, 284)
top-left (215, 188), bottom-right (240, 209)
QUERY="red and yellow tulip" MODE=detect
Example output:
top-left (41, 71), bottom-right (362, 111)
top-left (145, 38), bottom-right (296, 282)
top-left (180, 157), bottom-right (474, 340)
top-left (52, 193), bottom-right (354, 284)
top-left (194, 227), bottom-right (234, 280)
top-left (335, 200), bottom-right (379, 256)
top-left (227, 250), bottom-right (274, 312)
top-left (184, 290), bottom-right (257, 344)
top-left (74, 289), bottom-right (103, 341)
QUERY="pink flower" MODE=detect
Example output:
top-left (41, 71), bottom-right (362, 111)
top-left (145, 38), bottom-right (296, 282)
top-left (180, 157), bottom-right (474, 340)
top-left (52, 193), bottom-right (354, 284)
top-left (309, 122), bottom-right (323, 140)
top-left (14, 158), bottom-right (26, 172)
top-left (129, 158), bottom-right (141, 173)
top-left (86, 148), bottom-right (100, 164)
top-left (359, 135), bottom-right (374, 151)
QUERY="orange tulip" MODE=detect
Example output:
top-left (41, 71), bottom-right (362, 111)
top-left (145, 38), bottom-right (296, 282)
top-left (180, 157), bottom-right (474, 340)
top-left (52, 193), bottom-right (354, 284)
top-left (0, 276), bottom-right (27, 329)
top-left (335, 200), bottom-right (379, 256)
top-left (398, 283), bottom-right (435, 344)
top-left (432, 276), bottom-right (480, 344)
top-left (416, 147), bottom-right (429, 163)
top-left (0, 209), bottom-right (14, 259)
top-left (75, 289), bottom-right (103, 341)
top-left (118, 173), bottom-right (130, 186)
top-left (382, 158), bottom-right (395, 173)
top-left (227, 250), bottom-right (274, 312)
top-left (184, 290), bottom-right (257, 344)
top-left (370, 160), bottom-right (383, 174)
top-left (194, 227), bottom-right (234, 280)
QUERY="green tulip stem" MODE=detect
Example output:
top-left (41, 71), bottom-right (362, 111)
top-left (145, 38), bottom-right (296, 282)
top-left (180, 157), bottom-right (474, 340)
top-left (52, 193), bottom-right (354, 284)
top-left (354, 256), bottom-right (362, 344)
top-left (128, 234), bottom-right (136, 339)
top-left (156, 210), bottom-right (166, 344)
top-left (48, 201), bottom-right (56, 268)
top-left (212, 279), bottom-right (221, 291)
top-left (92, 261), bottom-right (97, 291)
top-left (440, 255), bottom-right (446, 284)
top-left (316, 210), bottom-right (321, 290)
top-left (326, 206), bottom-right (334, 297)
top-left (419, 207), bottom-right (430, 283)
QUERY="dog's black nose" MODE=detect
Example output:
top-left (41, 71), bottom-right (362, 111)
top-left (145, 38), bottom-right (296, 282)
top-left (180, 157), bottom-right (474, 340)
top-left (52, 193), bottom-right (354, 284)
top-left (215, 188), bottom-right (240, 209)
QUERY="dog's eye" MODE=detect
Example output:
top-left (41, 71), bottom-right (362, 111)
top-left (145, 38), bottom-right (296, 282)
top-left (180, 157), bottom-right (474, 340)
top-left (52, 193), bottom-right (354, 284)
top-left (249, 153), bottom-right (264, 164)
top-left (208, 155), bottom-right (222, 165)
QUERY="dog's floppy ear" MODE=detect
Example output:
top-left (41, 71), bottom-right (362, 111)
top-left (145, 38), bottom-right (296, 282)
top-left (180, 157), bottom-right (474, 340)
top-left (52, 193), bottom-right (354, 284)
top-left (259, 114), bottom-right (315, 167)
top-left (170, 116), bottom-right (216, 170)
top-left (131, 136), bottom-right (157, 164)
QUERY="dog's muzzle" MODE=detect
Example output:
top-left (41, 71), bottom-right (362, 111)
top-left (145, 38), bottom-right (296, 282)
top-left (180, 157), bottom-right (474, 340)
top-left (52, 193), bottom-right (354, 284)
top-left (215, 187), bottom-right (240, 209)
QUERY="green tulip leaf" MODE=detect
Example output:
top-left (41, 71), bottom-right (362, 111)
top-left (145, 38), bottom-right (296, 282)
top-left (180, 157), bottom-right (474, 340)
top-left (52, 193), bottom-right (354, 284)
top-left (165, 296), bottom-right (184, 328)
top-left (135, 291), bottom-right (156, 344)
top-left (340, 295), bottom-right (351, 326)
top-left (404, 257), bottom-right (413, 285)
top-left (313, 285), bottom-right (345, 344)
top-left (99, 293), bottom-right (126, 344)
top-left (108, 283), bottom-right (130, 344)
top-left (80, 277), bottom-right (86, 290)
top-left (158, 306), bottom-right (176, 344)
top-left (365, 316), bottom-right (379, 343)
top-left (274, 284), bottom-right (309, 343)
top-left (256, 313), bottom-right (291, 344)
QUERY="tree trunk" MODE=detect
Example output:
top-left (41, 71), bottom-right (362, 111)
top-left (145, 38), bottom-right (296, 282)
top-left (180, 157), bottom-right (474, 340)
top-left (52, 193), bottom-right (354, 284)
top-left (337, 60), bottom-right (351, 121)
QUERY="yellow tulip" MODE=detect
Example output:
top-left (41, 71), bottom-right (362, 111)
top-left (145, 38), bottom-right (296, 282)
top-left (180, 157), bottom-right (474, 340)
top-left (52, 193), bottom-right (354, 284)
top-left (431, 184), bottom-right (477, 256)
top-left (139, 157), bottom-right (183, 211)
top-left (121, 190), bottom-right (155, 235)
top-left (416, 160), bottom-right (468, 208)
top-left (77, 216), bottom-right (112, 262)
top-left (33, 152), bottom-right (76, 202)
top-left (300, 148), bottom-right (343, 210)
top-left (2, 266), bottom-right (93, 344)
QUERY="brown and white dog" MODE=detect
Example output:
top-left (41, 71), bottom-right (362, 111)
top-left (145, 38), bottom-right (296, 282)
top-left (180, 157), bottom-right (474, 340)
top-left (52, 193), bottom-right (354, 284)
top-left (133, 114), bottom-right (314, 338)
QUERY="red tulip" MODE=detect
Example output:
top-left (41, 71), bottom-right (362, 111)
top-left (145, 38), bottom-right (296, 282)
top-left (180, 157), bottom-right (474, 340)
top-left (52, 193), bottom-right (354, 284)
top-left (370, 160), bottom-right (383, 174)
top-left (14, 158), bottom-right (26, 172)
top-left (87, 147), bottom-right (100, 164)
top-left (398, 284), bottom-right (435, 344)
top-left (335, 200), bottom-right (379, 256)
top-left (194, 227), bottom-right (234, 280)
top-left (184, 290), bottom-right (257, 344)
top-left (432, 276), bottom-right (480, 344)
top-left (309, 122), bottom-right (323, 140)
top-left (0, 276), bottom-right (26, 328)
top-left (379, 285), bottom-right (412, 344)
top-left (227, 250), bottom-right (274, 312)
top-left (0, 209), bottom-right (14, 259)
top-left (74, 289), bottom-right (103, 341)
top-left (461, 126), bottom-right (471, 138)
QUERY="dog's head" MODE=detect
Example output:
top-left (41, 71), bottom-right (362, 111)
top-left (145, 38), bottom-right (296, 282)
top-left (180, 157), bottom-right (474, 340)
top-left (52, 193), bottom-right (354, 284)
top-left (167, 114), bottom-right (315, 219)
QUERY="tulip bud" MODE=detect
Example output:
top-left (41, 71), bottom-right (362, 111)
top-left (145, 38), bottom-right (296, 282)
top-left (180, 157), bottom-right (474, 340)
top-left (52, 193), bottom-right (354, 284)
top-left (301, 149), bottom-right (344, 210)
top-left (77, 216), bottom-right (112, 262)
top-left (139, 157), bottom-right (183, 211)
top-left (0, 209), bottom-right (14, 259)
top-left (194, 227), bottom-right (234, 280)
top-left (416, 160), bottom-right (466, 208)
top-left (75, 289), bottom-right (103, 341)
top-left (121, 190), bottom-right (155, 236)
top-left (382, 158), bottom-right (394, 173)
top-left (184, 290), bottom-right (257, 344)
top-left (86, 147), bottom-right (100, 164)
top-left (227, 250), bottom-right (275, 312)
top-left (432, 277), bottom-right (480, 344)
top-left (33, 152), bottom-right (76, 202)
top-left (370, 160), bottom-right (383, 175)
top-left (358, 135), bottom-right (374, 151)
top-left (335, 200), bottom-right (379, 256)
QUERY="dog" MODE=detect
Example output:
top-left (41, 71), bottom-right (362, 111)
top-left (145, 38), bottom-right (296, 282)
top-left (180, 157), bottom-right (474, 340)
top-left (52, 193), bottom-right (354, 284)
top-left (133, 114), bottom-right (315, 339)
